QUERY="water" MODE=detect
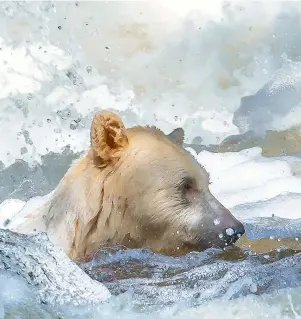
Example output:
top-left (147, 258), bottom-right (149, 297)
top-left (1, 1), bottom-right (301, 318)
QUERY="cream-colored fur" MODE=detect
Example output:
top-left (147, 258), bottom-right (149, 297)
top-left (8, 111), bottom-right (244, 261)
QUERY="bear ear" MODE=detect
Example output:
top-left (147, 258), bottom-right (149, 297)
top-left (91, 111), bottom-right (128, 167)
top-left (167, 127), bottom-right (185, 146)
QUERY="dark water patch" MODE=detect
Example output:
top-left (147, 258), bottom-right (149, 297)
top-left (0, 147), bottom-right (82, 202)
top-left (80, 244), bottom-right (301, 310)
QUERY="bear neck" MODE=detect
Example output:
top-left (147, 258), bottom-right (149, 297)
top-left (43, 151), bottom-right (138, 261)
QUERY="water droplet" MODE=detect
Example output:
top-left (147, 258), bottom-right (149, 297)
top-left (213, 219), bottom-right (220, 225)
top-left (250, 283), bottom-right (257, 293)
top-left (20, 147), bottom-right (28, 155)
top-left (15, 99), bottom-right (24, 108)
top-left (225, 228), bottom-right (234, 236)
top-left (70, 121), bottom-right (78, 130)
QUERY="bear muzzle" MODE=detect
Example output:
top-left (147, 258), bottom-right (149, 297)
top-left (220, 220), bottom-right (245, 246)
top-left (203, 192), bottom-right (245, 248)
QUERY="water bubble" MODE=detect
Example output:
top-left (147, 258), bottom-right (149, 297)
top-left (20, 147), bottom-right (28, 155)
top-left (57, 108), bottom-right (71, 120)
top-left (70, 121), bottom-right (78, 130)
top-left (213, 219), bottom-right (220, 225)
top-left (250, 283), bottom-right (257, 293)
top-left (15, 99), bottom-right (24, 109)
top-left (225, 228), bottom-right (234, 236)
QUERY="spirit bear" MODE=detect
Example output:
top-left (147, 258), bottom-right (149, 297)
top-left (8, 111), bottom-right (245, 261)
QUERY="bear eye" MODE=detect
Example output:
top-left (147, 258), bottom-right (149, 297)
top-left (179, 177), bottom-right (195, 193)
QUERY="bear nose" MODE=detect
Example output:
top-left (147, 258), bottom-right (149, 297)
top-left (222, 222), bottom-right (245, 246)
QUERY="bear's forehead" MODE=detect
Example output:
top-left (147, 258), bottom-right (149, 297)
top-left (125, 126), bottom-right (207, 180)
top-left (127, 126), bottom-right (167, 140)
top-left (126, 126), bottom-right (184, 154)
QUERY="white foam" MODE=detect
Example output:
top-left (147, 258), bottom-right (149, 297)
top-left (1, 2), bottom-right (301, 166)
top-left (0, 199), bottom-right (25, 227)
top-left (232, 192), bottom-right (301, 221)
top-left (197, 147), bottom-right (301, 219)
top-left (1, 2), bottom-right (301, 318)
top-left (173, 288), bottom-right (301, 319)
top-left (0, 192), bottom-right (52, 231)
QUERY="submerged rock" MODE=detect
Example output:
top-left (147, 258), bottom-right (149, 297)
top-left (0, 229), bottom-right (111, 306)
top-left (83, 245), bottom-right (301, 310)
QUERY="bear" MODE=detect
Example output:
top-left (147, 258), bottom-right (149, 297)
top-left (7, 111), bottom-right (245, 261)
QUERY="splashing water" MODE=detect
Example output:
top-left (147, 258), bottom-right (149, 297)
top-left (1, 1), bottom-right (301, 318)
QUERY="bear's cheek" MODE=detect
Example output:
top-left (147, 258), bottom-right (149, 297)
top-left (184, 189), bottom-right (199, 203)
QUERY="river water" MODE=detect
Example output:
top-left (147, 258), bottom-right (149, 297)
top-left (1, 1), bottom-right (301, 318)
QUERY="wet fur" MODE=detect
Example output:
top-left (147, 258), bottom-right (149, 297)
top-left (8, 111), bottom-right (243, 261)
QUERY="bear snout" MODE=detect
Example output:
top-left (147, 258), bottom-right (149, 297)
top-left (204, 192), bottom-right (245, 247)
top-left (220, 220), bottom-right (245, 246)
top-left (214, 206), bottom-right (245, 246)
